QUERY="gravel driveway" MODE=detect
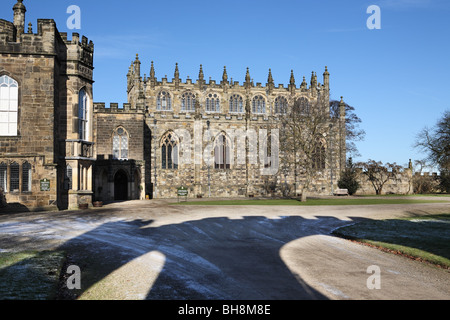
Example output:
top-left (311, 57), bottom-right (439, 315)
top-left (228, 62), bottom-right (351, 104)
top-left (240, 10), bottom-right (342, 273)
top-left (0, 199), bottom-right (449, 300)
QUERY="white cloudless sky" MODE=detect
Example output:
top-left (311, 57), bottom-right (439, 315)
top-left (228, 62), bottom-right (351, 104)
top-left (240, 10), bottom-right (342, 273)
top-left (1, 0), bottom-right (449, 169)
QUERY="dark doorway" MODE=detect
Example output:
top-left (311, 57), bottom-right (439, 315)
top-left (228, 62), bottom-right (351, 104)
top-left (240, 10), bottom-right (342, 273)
top-left (114, 170), bottom-right (128, 201)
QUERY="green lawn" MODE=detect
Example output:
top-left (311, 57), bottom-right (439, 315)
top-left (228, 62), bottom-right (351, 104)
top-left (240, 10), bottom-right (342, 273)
top-left (173, 198), bottom-right (447, 206)
top-left (332, 214), bottom-right (450, 269)
top-left (0, 250), bottom-right (66, 300)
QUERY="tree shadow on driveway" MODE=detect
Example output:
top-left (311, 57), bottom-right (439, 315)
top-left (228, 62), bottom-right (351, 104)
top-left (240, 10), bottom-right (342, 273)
top-left (43, 214), bottom-right (368, 300)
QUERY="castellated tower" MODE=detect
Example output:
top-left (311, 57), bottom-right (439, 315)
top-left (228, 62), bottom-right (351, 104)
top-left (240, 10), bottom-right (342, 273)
top-left (0, 0), bottom-right (95, 210)
top-left (94, 56), bottom-right (346, 200)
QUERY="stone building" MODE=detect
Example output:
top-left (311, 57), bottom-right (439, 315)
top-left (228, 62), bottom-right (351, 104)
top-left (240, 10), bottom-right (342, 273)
top-left (93, 53), bottom-right (347, 201)
top-left (1, 0), bottom-right (347, 211)
top-left (0, 0), bottom-right (95, 210)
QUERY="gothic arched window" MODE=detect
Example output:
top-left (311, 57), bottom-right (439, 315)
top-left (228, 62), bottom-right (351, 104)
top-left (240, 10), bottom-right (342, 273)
top-left (161, 132), bottom-right (178, 170)
top-left (229, 94), bottom-right (243, 113)
top-left (181, 92), bottom-right (195, 112)
top-left (0, 75), bottom-right (19, 136)
top-left (157, 91), bottom-right (172, 111)
top-left (112, 127), bottom-right (129, 160)
top-left (312, 144), bottom-right (326, 171)
top-left (214, 133), bottom-right (231, 169)
top-left (78, 88), bottom-right (88, 140)
top-left (295, 97), bottom-right (310, 115)
top-left (252, 95), bottom-right (266, 114)
top-left (206, 93), bottom-right (220, 113)
top-left (275, 96), bottom-right (288, 114)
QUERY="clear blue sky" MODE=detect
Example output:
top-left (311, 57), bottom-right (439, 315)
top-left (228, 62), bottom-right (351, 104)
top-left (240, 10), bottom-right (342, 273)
top-left (2, 0), bottom-right (449, 169)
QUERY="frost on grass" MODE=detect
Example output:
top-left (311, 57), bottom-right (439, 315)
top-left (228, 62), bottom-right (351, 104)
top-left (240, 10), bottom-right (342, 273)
top-left (0, 251), bottom-right (66, 300)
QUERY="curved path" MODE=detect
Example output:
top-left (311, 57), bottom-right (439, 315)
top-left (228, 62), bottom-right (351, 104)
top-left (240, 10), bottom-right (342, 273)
top-left (0, 199), bottom-right (449, 300)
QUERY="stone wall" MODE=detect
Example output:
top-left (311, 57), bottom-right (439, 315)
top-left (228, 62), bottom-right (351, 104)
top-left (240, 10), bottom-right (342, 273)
top-left (0, 4), bottom-right (95, 211)
top-left (0, 21), bottom-right (59, 211)
top-left (355, 169), bottom-right (413, 195)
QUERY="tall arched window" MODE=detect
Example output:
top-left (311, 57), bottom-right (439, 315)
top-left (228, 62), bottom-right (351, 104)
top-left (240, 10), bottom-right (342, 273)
top-left (275, 96), bottom-right (288, 114)
top-left (0, 75), bottom-right (19, 136)
top-left (161, 132), bottom-right (178, 170)
top-left (22, 162), bottom-right (32, 192)
top-left (215, 133), bottom-right (231, 169)
top-left (229, 94), bottom-right (243, 113)
top-left (295, 97), bottom-right (310, 115)
top-left (252, 95), bottom-right (266, 114)
top-left (78, 88), bottom-right (88, 140)
top-left (0, 163), bottom-right (7, 192)
top-left (10, 162), bottom-right (19, 192)
top-left (312, 144), bottom-right (326, 171)
top-left (157, 91), bottom-right (172, 111)
top-left (112, 127), bottom-right (129, 160)
top-left (206, 93), bottom-right (220, 113)
top-left (181, 92), bottom-right (195, 112)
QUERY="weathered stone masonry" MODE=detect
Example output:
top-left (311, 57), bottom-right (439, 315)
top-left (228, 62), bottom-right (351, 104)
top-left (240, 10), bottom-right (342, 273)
top-left (0, 0), bottom-right (95, 210)
top-left (93, 54), bottom-right (347, 200)
top-left (1, 0), bottom-right (350, 210)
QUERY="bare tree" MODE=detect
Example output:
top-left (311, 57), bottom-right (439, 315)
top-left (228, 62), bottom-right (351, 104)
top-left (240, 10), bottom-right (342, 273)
top-left (415, 110), bottom-right (450, 193)
top-left (357, 160), bottom-right (403, 195)
top-left (411, 160), bottom-right (439, 194)
top-left (330, 100), bottom-right (366, 158)
top-left (415, 110), bottom-right (450, 169)
top-left (279, 93), bottom-right (334, 201)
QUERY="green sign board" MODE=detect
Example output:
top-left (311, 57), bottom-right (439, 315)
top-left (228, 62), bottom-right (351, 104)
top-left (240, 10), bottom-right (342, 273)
top-left (177, 187), bottom-right (188, 202)
top-left (177, 187), bottom-right (188, 197)
top-left (40, 179), bottom-right (50, 192)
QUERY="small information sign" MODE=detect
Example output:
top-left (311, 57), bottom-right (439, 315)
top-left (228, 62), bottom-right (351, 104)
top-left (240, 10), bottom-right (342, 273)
top-left (177, 187), bottom-right (188, 202)
top-left (40, 179), bottom-right (51, 192)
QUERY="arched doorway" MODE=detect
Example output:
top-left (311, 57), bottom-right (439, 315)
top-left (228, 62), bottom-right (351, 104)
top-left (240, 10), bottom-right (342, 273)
top-left (114, 170), bottom-right (128, 201)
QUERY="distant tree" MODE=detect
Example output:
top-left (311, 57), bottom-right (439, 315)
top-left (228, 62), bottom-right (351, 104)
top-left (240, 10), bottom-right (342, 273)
top-left (330, 100), bottom-right (366, 158)
top-left (338, 157), bottom-right (360, 195)
top-left (415, 110), bottom-right (450, 193)
top-left (411, 160), bottom-right (439, 194)
top-left (357, 160), bottom-right (403, 195)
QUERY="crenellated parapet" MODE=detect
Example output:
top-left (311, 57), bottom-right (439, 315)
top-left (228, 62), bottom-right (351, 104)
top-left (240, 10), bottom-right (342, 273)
top-left (0, 19), bottom-right (94, 73)
top-left (59, 32), bottom-right (94, 67)
top-left (94, 102), bottom-right (146, 114)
